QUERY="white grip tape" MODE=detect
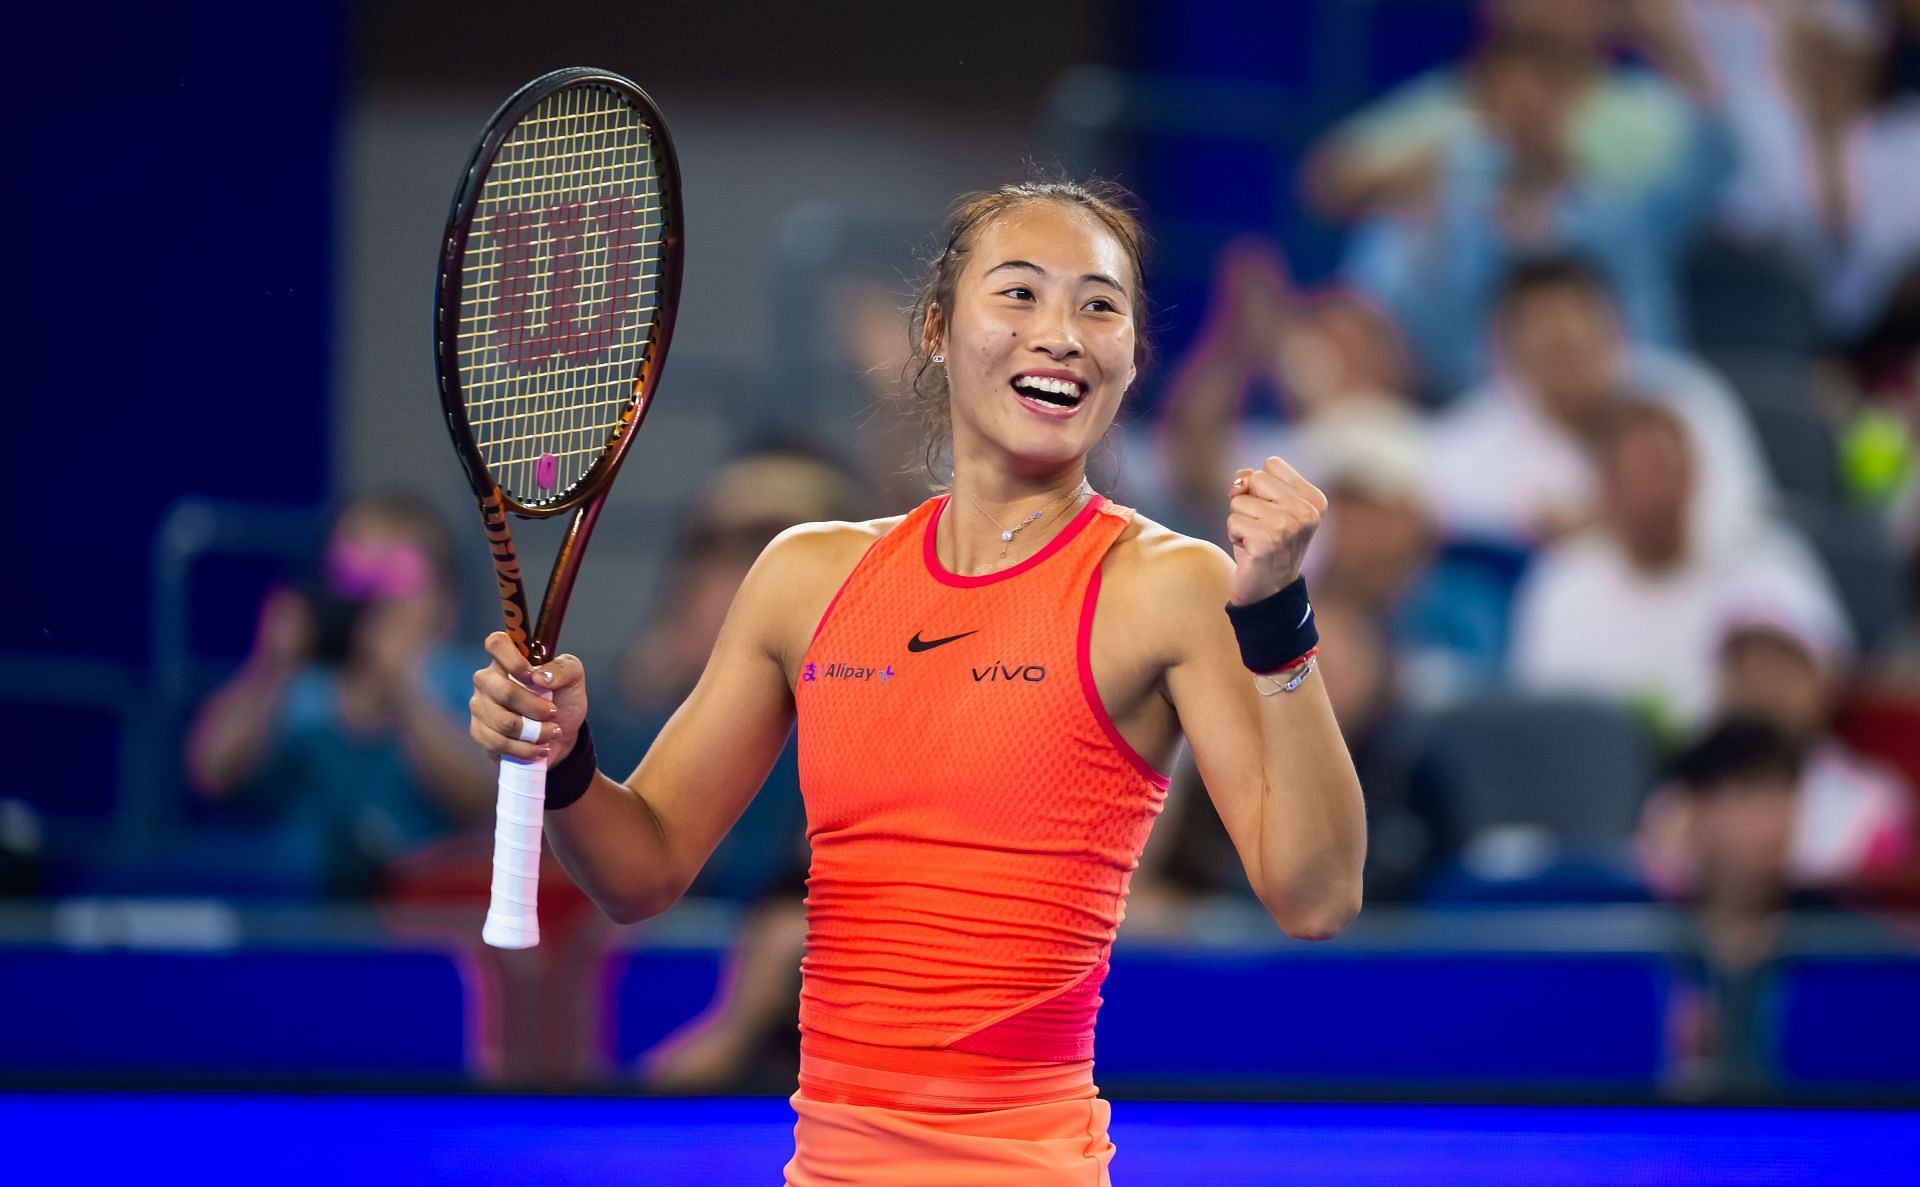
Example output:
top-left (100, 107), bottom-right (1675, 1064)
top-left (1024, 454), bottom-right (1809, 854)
top-left (482, 683), bottom-right (552, 949)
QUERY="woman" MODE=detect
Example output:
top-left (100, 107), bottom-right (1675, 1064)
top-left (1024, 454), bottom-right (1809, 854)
top-left (468, 180), bottom-right (1366, 1184)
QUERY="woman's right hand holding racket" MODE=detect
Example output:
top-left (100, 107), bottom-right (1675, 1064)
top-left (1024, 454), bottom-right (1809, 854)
top-left (469, 632), bottom-right (586, 765)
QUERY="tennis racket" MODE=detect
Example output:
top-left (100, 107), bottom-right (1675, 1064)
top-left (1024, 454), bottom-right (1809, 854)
top-left (433, 67), bottom-right (683, 949)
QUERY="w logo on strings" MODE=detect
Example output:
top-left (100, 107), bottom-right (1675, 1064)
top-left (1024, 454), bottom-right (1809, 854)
top-left (489, 195), bottom-right (644, 371)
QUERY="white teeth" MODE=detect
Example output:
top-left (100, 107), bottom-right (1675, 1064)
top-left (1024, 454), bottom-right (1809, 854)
top-left (1015, 375), bottom-right (1082, 398)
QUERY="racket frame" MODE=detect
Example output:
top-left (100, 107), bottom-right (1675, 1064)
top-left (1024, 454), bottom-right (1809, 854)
top-left (432, 65), bottom-right (684, 666)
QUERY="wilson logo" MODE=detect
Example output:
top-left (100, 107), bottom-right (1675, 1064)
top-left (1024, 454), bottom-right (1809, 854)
top-left (489, 195), bottom-right (646, 371)
top-left (971, 662), bottom-right (1047, 683)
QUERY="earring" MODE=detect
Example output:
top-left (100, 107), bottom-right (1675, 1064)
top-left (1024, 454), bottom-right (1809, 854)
top-left (930, 354), bottom-right (945, 364)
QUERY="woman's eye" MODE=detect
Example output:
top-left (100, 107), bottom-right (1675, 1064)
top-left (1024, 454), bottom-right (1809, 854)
top-left (1000, 287), bottom-right (1033, 300)
top-left (1086, 298), bottom-right (1118, 313)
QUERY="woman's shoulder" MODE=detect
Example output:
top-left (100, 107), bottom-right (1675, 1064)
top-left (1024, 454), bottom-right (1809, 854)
top-left (766, 513), bottom-right (910, 563)
top-left (732, 514), bottom-right (918, 661)
top-left (1106, 509), bottom-right (1234, 602)
top-left (1095, 511), bottom-right (1237, 666)
top-left (744, 512), bottom-right (915, 601)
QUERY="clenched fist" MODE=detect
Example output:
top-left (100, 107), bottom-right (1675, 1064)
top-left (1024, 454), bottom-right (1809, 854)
top-left (1226, 456), bottom-right (1327, 607)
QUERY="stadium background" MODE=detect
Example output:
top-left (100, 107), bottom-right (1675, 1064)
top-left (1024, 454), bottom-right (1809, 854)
top-left (6, 0), bottom-right (1920, 1180)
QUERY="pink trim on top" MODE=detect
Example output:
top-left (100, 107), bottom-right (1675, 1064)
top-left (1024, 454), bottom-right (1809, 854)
top-left (1077, 565), bottom-right (1172, 789)
top-left (923, 494), bottom-right (1108, 588)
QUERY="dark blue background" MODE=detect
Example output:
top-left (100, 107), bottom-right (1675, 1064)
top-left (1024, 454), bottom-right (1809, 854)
top-left (7, 2), bottom-right (341, 665)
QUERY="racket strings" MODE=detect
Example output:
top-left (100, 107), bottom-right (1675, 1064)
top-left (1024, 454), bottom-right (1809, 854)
top-left (488, 86), bottom-right (648, 491)
top-left (457, 81), bottom-right (667, 505)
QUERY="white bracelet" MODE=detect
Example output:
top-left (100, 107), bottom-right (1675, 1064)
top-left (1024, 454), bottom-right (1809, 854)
top-left (1253, 655), bottom-right (1317, 697)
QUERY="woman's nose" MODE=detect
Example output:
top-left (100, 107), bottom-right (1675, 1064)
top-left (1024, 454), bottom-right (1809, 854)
top-left (1027, 300), bottom-right (1082, 357)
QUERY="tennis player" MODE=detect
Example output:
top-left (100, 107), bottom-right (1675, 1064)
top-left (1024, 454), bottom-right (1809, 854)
top-left (468, 180), bottom-right (1367, 1184)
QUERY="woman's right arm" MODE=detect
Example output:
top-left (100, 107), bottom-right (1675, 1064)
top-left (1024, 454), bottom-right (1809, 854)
top-left (469, 523), bottom-right (848, 924)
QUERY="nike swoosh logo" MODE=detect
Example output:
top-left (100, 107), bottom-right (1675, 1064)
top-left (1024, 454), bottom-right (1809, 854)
top-left (1297, 602), bottom-right (1313, 628)
top-left (907, 629), bottom-right (978, 653)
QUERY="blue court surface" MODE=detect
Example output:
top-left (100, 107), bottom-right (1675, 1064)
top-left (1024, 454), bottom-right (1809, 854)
top-left (7, 1093), bottom-right (1916, 1185)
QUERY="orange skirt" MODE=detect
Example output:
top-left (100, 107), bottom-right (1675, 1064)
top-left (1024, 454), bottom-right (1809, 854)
top-left (782, 1087), bottom-right (1115, 1186)
top-left (784, 1029), bottom-right (1115, 1183)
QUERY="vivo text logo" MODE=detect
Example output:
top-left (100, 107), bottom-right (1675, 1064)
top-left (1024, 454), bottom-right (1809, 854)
top-left (971, 662), bottom-right (1047, 683)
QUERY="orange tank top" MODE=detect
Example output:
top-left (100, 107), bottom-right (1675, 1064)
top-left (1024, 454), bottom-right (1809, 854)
top-left (793, 492), bottom-right (1169, 1105)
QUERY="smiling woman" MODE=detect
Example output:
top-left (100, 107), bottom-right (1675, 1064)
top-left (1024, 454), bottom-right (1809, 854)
top-left (464, 177), bottom-right (1368, 1185)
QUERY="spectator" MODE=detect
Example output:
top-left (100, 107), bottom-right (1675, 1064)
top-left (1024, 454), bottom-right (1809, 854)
top-left (1510, 400), bottom-right (1842, 737)
top-left (1654, 718), bottom-right (1804, 1096)
top-left (1150, 237), bottom-right (1415, 528)
top-left (1341, 4), bottom-right (1733, 395)
top-left (1308, 0), bottom-right (1699, 219)
top-left (1150, 237), bottom-right (1296, 528)
top-left (1693, 0), bottom-right (1920, 356)
top-left (1149, 251), bottom-right (1503, 696)
top-left (183, 491), bottom-right (493, 896)
top-left (1642, 600), bottom-right (1915, 893)
top-left (1721, 608), bottom-right (1917, 885)
top-left (1430, 255), bottom-right (1774, 553)
top-left (1308, 409), bottom-right (1509, 702)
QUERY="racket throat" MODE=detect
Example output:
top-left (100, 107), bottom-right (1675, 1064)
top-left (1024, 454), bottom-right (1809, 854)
top-left (530, 498), bottom-right (607, 662)
top-left (479, 486), bottom-right (538, 659)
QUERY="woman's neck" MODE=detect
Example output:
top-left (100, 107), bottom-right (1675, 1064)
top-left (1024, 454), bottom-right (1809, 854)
top-left (940, 460), bottom-right (1094, 577)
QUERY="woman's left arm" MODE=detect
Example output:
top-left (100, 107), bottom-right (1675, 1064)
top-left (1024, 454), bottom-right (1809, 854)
top-left (1158, 458), bottom-right (1367, 939)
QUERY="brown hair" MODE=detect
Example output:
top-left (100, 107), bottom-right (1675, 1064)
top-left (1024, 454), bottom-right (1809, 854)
top-left (1494, 252), bottom-right (1616, 322)
top-left (903, 178), bottom-right (1151, 479)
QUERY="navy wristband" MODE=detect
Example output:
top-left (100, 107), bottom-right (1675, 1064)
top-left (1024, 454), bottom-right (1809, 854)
top-left (1224, 576), bottom-right (1318, 674)
top-left (544, 718), bottom-right (598, 812)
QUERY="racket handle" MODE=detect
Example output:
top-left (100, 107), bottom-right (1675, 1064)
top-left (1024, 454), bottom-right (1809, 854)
top-left (482, 685), bottom-right (552, 949)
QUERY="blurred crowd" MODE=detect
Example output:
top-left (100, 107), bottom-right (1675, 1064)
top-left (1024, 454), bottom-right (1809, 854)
top-left (1134, 0), bottom-right (1920, 1096)
top-left (6, 0), bottom-right (1915, 1099)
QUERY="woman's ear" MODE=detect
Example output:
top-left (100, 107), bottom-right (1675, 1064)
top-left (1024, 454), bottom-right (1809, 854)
top-left (921, 302), bottom-right (945, 361)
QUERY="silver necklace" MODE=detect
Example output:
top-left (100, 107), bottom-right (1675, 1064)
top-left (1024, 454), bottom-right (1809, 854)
top-left (961, 480), bottom-right (1093, 564)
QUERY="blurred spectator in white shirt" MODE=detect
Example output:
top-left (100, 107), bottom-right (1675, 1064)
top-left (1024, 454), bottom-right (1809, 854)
top-left (1641, 593), bottom-right (1915, 893)
top-left (1430, 256), bottom-right (1775, 553)
top-left (1304, 408), bottom-right (1510, 703)
top-left (1511, 400), bottom-right (1842, 736)
top-left (1690, 0), bottom-right (1920, 349)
